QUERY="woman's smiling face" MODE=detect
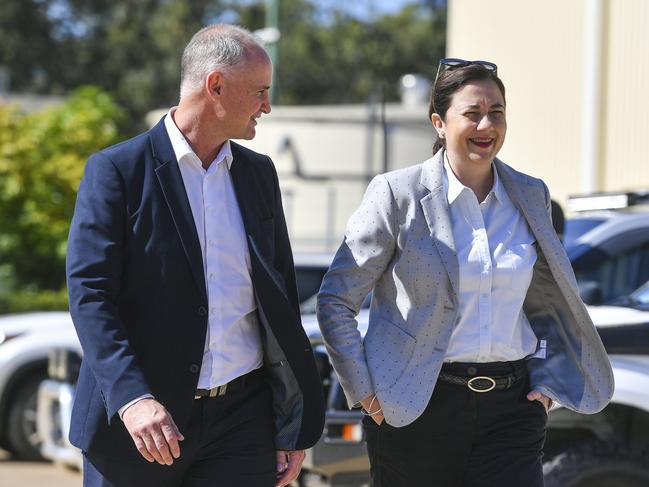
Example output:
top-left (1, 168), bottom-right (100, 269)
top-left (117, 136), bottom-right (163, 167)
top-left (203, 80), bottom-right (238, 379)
top-left (433, 79), bottom-right (506, 167)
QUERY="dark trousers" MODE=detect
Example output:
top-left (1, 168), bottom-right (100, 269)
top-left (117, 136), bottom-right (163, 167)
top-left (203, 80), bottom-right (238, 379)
top-left (83, 378), bottom-right (276, 487)
top-left (363, 361), bottom-right (547, 487)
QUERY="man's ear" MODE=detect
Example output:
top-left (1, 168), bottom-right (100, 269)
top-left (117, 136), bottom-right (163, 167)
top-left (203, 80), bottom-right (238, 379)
top-left (206, 70), bottom-right (223, 98)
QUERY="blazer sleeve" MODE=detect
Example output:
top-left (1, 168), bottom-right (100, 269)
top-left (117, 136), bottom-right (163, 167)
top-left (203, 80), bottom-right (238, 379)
top-left (317, 174), bottom-right (398, 407)
top-left (66, 153), bottom-right (151, 422)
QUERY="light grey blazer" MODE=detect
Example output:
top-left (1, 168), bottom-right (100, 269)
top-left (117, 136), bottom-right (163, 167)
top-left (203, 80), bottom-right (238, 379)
top-left (316, 150), bottom-right (614, 427)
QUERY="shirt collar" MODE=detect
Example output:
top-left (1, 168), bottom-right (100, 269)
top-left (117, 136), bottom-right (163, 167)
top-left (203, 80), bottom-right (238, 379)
top-left (490, 164), bottom-right (506, 204)
top-left (164, 108), bottom-right (233, 170)
top-left (443, 151), bottom-right (502, 205)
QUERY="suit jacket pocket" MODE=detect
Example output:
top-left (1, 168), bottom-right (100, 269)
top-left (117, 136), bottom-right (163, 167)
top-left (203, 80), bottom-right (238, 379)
top-left (364, 318), bottom-right (417, 392)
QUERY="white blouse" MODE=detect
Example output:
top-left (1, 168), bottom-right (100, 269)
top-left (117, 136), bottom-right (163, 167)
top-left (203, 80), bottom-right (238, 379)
top-left (442, 157), bottom-right (539, 363)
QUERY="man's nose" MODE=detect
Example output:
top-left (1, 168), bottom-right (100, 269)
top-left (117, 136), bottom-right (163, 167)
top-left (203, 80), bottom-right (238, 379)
top-left (261, 92), bottom-right (271, 114)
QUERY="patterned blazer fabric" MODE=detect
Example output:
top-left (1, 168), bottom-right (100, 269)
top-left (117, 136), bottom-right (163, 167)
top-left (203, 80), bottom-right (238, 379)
top-left (317, 150), bottom-right (614, 427)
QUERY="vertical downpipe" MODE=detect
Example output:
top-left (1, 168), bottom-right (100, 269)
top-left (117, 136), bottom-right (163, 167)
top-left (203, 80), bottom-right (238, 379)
top-left (581, 0), bottom-right (604, 193)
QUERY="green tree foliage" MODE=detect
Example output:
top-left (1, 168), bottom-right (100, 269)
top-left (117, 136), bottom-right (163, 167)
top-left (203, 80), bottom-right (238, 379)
top-left (0, 86), bottom-right (123, 293)
top-left (227, 0), bottom-right (446, 104)
top-left (0, 0), bottom-right (445, 132)
top-left (0, 0), bottom-right (220, 133)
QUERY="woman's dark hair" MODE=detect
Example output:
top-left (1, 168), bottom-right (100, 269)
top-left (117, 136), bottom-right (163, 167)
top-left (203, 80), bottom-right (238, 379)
top-left (429, 65), bottom-right (506, 154)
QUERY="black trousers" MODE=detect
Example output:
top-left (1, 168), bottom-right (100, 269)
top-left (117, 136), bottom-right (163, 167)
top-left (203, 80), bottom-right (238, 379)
top-left (363, 361), bottom-right (547, 487)
top-left (83, 378), bottom-right (276, 487)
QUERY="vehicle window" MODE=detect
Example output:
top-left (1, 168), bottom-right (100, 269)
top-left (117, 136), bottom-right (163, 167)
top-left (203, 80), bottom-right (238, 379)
top-left (295, 266), bottom-right (328, 303)
top-left (574, 242), bottom-right (649, 303)
top-left (563, 217), bottom-right (606, 252)
top-left (630, 280), bottom-right (649, 306)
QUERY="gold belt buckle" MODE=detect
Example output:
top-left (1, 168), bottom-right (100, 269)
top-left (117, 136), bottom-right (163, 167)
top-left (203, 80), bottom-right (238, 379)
top-left (467, 376), bottom-right (496, 393)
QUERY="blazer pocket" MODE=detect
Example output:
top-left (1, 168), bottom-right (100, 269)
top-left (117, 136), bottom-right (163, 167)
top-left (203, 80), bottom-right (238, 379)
top-left (364, 318), bottom-right (417, 392)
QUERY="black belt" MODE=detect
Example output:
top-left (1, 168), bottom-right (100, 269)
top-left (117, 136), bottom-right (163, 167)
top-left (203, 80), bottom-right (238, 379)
top-left (438, 360), bottom-right (526, 393)
top-left (194, 368), bottom-right (262, 399)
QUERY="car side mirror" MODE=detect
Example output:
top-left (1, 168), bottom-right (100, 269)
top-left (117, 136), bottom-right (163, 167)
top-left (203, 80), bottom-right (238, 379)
top-left (578, 281), bottom-right (603, 305)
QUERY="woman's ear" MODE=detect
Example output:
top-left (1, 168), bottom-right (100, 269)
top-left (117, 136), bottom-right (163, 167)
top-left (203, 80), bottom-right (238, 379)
top-left (431, 113), bottom-right (445, 139)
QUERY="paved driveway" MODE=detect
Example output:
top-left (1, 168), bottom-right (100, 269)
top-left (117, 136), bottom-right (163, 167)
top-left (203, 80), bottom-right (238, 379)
top-left (0, 450), bottom-right (80, 487)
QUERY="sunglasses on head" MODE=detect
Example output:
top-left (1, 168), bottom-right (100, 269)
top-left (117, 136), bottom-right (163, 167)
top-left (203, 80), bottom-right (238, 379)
top-left (434, 58), bottom-right (498, 87)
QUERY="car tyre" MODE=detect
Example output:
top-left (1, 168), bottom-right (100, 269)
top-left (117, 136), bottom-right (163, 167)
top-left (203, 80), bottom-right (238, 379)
top-left (7, 375), bottom-right (45, 461)
top-left (543, 440), bottom-right (649, 487)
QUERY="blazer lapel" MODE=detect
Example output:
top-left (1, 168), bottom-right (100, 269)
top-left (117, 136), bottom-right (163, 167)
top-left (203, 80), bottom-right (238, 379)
top-left (229, 145), bottom-right (260, 245)
top-left (149, 119), bottom-right (207, 301)
top-left (495, 159), bottom-right (553, 248)
top-left (419, 152), bottom-right (460, 297)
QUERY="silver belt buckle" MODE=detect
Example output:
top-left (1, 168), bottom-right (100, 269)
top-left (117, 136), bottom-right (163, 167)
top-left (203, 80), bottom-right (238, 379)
top-left (467, 376), bottom-right (496, 393)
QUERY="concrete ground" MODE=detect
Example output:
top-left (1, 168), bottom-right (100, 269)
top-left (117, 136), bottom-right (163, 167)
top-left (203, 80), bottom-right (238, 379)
top-left (0, 450), bottom-right (81, 487)
top-left (0, 450), bottom-right (366, 487)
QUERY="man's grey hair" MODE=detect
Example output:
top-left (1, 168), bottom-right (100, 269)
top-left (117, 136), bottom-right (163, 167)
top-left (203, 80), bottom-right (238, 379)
top-left (180, 24), bottom-right (266, 98)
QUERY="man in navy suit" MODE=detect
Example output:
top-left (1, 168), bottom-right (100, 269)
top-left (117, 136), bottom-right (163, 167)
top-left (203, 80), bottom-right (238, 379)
top-left (66, 24), bottom-right (324, 487)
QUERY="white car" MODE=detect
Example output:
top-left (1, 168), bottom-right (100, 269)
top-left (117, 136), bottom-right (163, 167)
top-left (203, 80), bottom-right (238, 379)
top-left (0, 312), bottom-right (80, 460)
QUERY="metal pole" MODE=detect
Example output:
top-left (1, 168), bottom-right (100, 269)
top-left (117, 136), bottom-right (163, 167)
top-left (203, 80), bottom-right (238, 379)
top-left (265, 0), bottom-right (279, 104)
top-left (365, 92), bottom-right (377, 183)
top-left (381, 84), bottom-right (389, 174)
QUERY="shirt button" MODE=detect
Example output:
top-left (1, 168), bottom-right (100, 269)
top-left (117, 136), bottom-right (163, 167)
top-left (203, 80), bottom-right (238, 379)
top-left (189, 364), bottom-right (200, 373)
top-left (197, 306), bottom-right (207, 316)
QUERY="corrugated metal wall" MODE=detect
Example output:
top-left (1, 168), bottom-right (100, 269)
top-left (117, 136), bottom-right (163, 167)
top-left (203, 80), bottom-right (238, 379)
top-left (602, 0), bottom-right (649, 191)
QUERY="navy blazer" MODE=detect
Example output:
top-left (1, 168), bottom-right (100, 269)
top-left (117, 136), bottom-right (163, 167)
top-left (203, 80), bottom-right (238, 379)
top-left (66, 119), bottom-right (325, 458)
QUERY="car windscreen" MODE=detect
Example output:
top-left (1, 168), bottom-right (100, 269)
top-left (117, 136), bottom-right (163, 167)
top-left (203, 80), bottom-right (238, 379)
top-left (564, 217), bottom-right (607, 252)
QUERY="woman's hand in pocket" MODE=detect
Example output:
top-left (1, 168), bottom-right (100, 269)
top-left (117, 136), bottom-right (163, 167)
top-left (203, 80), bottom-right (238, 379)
top-left (527, 390), bottom-right (552, 413)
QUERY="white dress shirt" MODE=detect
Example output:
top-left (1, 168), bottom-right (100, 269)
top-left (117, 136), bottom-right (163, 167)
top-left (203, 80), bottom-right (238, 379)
top-left (164, 110), bottom-right (263, 388)
top-left (443, 156), bottom-right (539, 363)
top-left (119, 111), bottom-right (264, 418)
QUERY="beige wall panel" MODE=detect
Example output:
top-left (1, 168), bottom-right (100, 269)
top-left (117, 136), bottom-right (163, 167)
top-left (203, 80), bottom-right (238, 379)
top-left (602, 0), bottom-right (649, 192)
top-left (239, 107), bottom-right (433, 252)
top-left (277, 179), bottom-right (371, 252)
top-left (448, 0), bottom-right (586, 204)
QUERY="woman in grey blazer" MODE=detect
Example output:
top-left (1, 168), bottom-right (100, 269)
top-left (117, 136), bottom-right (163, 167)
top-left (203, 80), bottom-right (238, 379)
top-left (316, 59), bottom-right (613, 486)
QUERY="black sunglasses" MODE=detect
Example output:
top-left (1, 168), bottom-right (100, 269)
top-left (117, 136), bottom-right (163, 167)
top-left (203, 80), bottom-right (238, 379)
top-left (434, 58), bottom-right (498, 87)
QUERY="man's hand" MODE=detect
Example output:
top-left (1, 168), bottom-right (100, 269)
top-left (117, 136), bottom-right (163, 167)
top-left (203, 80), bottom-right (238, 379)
top-left (527, 390), bottom-right (552, 413)
top-left (122, 398), bottom-right (184, 465)
top-left (275, 449), bottom-right (305, 486)
top-left (360, 394), bottom-right (384, 425)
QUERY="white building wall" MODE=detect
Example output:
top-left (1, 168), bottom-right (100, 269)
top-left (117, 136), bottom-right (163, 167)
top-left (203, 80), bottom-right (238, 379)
top-left (448, 0), bottom-right (586, 204)
top-left (239, 104), bottom-right (435, 252)
top-left (448, 0), bottom-right (649, 205)
top-left (603, 0), bottom-right (649, 192)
